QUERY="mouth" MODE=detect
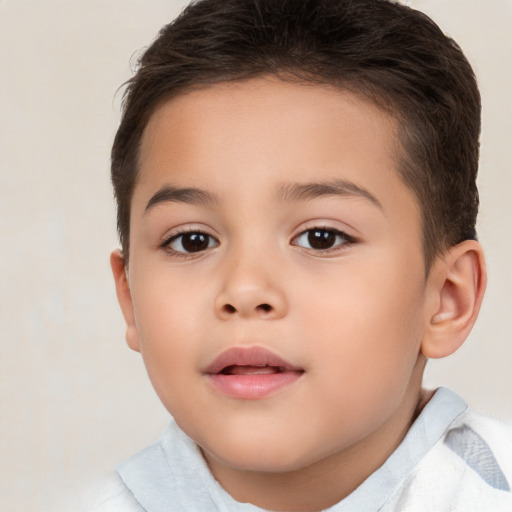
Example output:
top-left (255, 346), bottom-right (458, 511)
top-left (220, 364), bottom-right (290, 375)
top-left (204, 346), bottom-right (304, 399)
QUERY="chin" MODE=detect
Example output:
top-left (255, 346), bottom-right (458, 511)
top-left (199, 434), bottom-right (322, 474)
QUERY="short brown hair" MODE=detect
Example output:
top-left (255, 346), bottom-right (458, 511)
top-left (112, 0), bottom-right (481, 269)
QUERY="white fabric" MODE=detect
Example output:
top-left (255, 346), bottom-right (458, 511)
top-left (82, 388), bottom-right (512, 511)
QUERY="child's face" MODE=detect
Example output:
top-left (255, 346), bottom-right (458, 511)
top-left (116, 77), bottom-right (435, 475)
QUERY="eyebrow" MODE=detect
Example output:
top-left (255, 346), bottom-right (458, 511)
top-left (145, 185), bottom-right (218, 212)
top-left (145, 179), bottom-right (383, 212)
top-left (276, 179), bottom-right (383, 210)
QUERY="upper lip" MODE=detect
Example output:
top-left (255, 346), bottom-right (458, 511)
top-left (204, 346), bottom-right (303, 374)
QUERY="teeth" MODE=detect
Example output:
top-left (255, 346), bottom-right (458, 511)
top-left (222, 365), bottom-right (281, 376)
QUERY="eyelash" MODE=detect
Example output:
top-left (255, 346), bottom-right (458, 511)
top-left (160, 226), bottom-right (356, 258)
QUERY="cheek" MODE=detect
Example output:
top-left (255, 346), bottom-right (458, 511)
top-left (297, 271), bottom-right (426, 441)
top-left (129, 271), bottom-right (210, 401)
top-left (131, 263), bottom-right (212, 335)
top-left (297, 255), bottom-right (426, 381)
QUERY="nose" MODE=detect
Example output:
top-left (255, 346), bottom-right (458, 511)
top-left (214, 257), bottom-right (288, 320)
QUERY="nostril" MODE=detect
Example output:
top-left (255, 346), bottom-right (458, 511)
top-left (223, 304), bottom-right (237, 314)
top-left (220, 303), bottom-right (274, 315)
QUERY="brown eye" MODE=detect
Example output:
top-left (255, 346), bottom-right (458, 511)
top-left (308, 229), bottom-right (337, 249)
top-left (293, 228), bottom-right (352, 251)
top-left (167, 231), bottom-right (218, 253)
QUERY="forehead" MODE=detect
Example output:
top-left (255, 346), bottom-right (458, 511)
top-left (135, 77), bottom-right (419, 228)
top-left (140, 78), bottom-right (398, 168)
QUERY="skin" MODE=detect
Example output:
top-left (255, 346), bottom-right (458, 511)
top-left (111, 77), bottom-right (486, 511)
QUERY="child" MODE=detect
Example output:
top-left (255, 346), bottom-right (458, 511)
top-left (94, 0), bottom-right (512, 510)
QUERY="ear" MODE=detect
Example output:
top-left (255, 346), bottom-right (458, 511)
top-left (110, 249), bottom-right (140, 352)
top-left (421, 240), bottom-right (486, 359)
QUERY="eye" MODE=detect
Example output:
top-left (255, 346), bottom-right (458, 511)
top-left (164, 231), bottom-right (219, 254)
top-left (292, 228), bottom-right (354, 251)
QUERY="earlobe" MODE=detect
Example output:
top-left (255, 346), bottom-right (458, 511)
top-left (110, 249), bottom-right (140, 352)
top-left (421, 240), bottom-right (486, 359)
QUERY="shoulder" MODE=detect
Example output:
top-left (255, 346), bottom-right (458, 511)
top-left (78, 472), bottom-right (144, 512)
top-left (450, 408), bottom-right (512, 483)
top-left (404, 408), bottom-right (512, 511)
top-left (380, 391), bottom-right (512, 512)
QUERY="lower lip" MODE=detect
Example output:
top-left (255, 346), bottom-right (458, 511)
top-left (206, 371), bottom-right (303, 399)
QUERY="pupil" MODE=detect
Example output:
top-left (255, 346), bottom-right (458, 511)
top-left (308, 229), bottom-right (335, 249)
top-left (182, 233), bottom-right (209, 252)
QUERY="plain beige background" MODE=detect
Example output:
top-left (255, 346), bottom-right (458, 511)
top-left (1, 0), bottom-right (511, 510)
